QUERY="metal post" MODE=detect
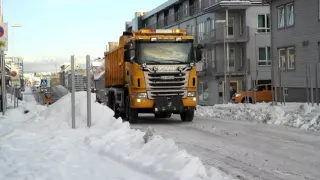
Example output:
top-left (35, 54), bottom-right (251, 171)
top-left (244, 62), bottom-right (248, 104)
top-left (316, 63), bottom-right (319, 106)
top-left (13, 88), bottom-right (16, 108)
top-left (310, 64), bottom-right (314, 106)
top-left (306, 64), bottom-right (310, 104)
top-left (253, 79), bottom-right (257, 104)
top-left (71, 55), bottom-right (76, 129)
top-left (1, 51), bottom-right (5, 114)
top-left (279, 68), bottom-right (282, 104)
top-left (223, 24), bottom-right (227, 104)
top-left (86, 55), bottom-right (91, 128)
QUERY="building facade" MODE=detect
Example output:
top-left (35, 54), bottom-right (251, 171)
top-left (266, 0), bottom-right (320, 103)
top-left (126, 0), bottom-right (271, 105)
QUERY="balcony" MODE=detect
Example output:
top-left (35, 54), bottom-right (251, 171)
top-left (193, 31), bottom-right (213, 45)
top-left (211, 26), bottom-right (249, 44)
top-left (145, 0), bottom-right (205, 30)
top-left (203, 0), bottom-right (254, 12)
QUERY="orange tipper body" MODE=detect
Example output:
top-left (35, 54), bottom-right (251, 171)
top-left (102, 29), bottom-right (200, 122)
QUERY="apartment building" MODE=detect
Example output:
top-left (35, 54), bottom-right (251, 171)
top-left (265, 0), bottom-right (320, 103)
top-left (126, 0), bottom-right (271, 105)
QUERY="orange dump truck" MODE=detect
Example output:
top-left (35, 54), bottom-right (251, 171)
top-left (104, 29), bottom-right (202, 123)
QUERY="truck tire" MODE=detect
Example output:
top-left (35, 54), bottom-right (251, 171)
top-left (155, 113), bottom-right (172, 119)
top-left (180, 109), bottom-right (194, 122)
top-left (125, 96), bottom-right (138, 123)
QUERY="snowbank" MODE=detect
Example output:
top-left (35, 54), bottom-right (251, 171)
top-left (195, 103), bottom-right (320, 131)
top-left (0, 91), bottom-right (230, 180)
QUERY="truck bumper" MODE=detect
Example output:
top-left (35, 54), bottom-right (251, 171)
top-left (131, 96), bottom-right (197, 113)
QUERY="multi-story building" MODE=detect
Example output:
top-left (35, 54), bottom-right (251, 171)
top-left (126, 0), bottom-right (271, 105)
top-left (265, 0), bottom-right (320, 103)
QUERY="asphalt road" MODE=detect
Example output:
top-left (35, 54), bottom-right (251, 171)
top-left (131, 114), bottom-right (320, 180)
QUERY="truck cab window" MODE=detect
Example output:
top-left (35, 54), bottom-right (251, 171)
top-left (136, 42), bottom-right (193, 64)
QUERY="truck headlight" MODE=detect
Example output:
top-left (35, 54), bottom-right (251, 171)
top-left (187, 92), bottom-right (196, 97)
top-left (136, 92), bottom-right (147, 98)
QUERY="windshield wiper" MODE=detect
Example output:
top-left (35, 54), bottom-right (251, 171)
top-left (166, 60), bottom-right (186, 63)
top-left (146, 60), bottom-right (162, 63)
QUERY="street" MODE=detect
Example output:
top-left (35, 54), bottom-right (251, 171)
top-left (132, 115), bottom-right (320, 180)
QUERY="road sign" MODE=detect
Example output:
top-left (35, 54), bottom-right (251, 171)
top-left (40, 79), bottom-right (48, 88)
top-left (0, 23), bottom-right (8, 51)
top-left (0, 26), bottom-right (4, 37)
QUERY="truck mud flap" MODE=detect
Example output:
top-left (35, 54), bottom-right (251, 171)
top-left (154, 96), bottom-right (183, 113)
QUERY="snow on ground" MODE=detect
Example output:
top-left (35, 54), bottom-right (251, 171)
top-left (195, 103), bottom-right (320, 131)
top-left (0, 88), bottom-right (230, 180)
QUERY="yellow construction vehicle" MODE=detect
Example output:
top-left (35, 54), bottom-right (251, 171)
top-left (104, 29), bottom-right (202, 123)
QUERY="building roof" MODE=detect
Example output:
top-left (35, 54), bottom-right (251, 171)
top-left (142, 0), bottom-right (180, 20)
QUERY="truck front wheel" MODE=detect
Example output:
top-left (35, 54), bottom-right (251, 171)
top-left (180, 109), bottom-right (194, 122)
top-left (125, 96), bottom-right (138, 123)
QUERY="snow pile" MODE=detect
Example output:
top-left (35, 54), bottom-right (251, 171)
top-left (0, 91), bottom-right (230, 180)
top-left (195, 103), bottom-right (320, 131)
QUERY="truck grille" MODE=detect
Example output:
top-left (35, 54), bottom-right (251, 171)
top-left (144, 71), bottom-right (189, 99)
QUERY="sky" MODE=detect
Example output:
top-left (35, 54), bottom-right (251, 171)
top-left (3, 0), bottom-right (165, 72)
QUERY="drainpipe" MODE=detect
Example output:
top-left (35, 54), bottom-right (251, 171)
top-left (226, 8), bottom-right (230, 103)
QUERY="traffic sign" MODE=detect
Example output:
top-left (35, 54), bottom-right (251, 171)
top-left (40, 79), bottom-right (48, 88)
top-left (0, 26), bottom-right (4, 37)
top-left (0, 23), bottom-right (8, 51)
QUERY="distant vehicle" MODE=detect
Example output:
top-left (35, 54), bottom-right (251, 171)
top-left (43, 92), bottom-right (55, 105)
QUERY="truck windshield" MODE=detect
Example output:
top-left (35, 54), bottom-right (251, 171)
top-left (136, 42), bottom-right (193, 64)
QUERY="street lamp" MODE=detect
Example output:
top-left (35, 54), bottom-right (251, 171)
top-left (12, 24), bottom-right (22, 54)
top-left (11, 24), bottom-right (22, 106)
top-left (216, 20), bottom-right (228, 104)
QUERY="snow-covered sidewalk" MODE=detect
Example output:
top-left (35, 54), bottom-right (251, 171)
top-left (0, 88), bottom-right (229, 180)
top-left (195, 103), bottom-right (320, 131)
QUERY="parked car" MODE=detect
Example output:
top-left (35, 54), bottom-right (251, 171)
top-left (232, 84), bottom-right (272, 103)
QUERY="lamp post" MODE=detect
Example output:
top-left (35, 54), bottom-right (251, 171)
top-left (11, 24), bottom-right (22, 107)
top-left (216, 20), bottom-right (228, 104)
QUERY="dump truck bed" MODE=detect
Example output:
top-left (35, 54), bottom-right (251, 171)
top-left (104, 35), bottom-right (130, 88)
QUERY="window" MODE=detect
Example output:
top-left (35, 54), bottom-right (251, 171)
top-left (278, 6), bottom-right (285, 28)
top-left (184, 4), bottom-right (189, 17)
top-left (278, 47), bottom-right (295, 70)
top-left (211, 19), bottom-right (215, 37)
top-left (240, 47), bottom-right (245, 67)
top-left (228, 18), bottom-right (234, 36)
top-left (229, 48), bottom-right (235, 67)
top-left (267, 85), bottom-right (272, 91)
top-left (202, 50), bottom-right (208, 69)
top-left (211, 48), bottom-right (216, 69)
top-left (287, 47), bottom-right (295, 69)
top-left (240, 15), bottom-right (244, 35)
top-left (279, 48), bottom-right (286, 68)
top-left (258, 14), bottom-right (270, 32)
top-left (197, 22), bottom-right (205, 41)
top-left (198, 0), bottom-right (202, 10)
top-left (191, 25), bottom-right (196, 36)
top-left (257, 85), bottom-right (266, 91)
top-left (205, 20), bottom-right (210, 39)
top-left (286, 3), bottom-right (294, 26)
top-left (258, 47), bottom-right (271, 66)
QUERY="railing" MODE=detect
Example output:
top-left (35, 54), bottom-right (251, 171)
top-left (145, 0), bottom-right (205, 29)
top-left (211, 26), bottom-right (250, 44)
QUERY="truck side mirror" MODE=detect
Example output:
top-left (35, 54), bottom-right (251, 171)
top-left (124, 44), bottom-right (130, 62)
top-left (195, 45), bottom-right (202, 62)
top-left (124, 44), bottom-right (134, 63)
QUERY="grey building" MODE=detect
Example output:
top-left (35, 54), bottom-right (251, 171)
top-left (266, 0), bottom-right (320, 103)
top-left (126, 0), bottom-right (271, 105)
